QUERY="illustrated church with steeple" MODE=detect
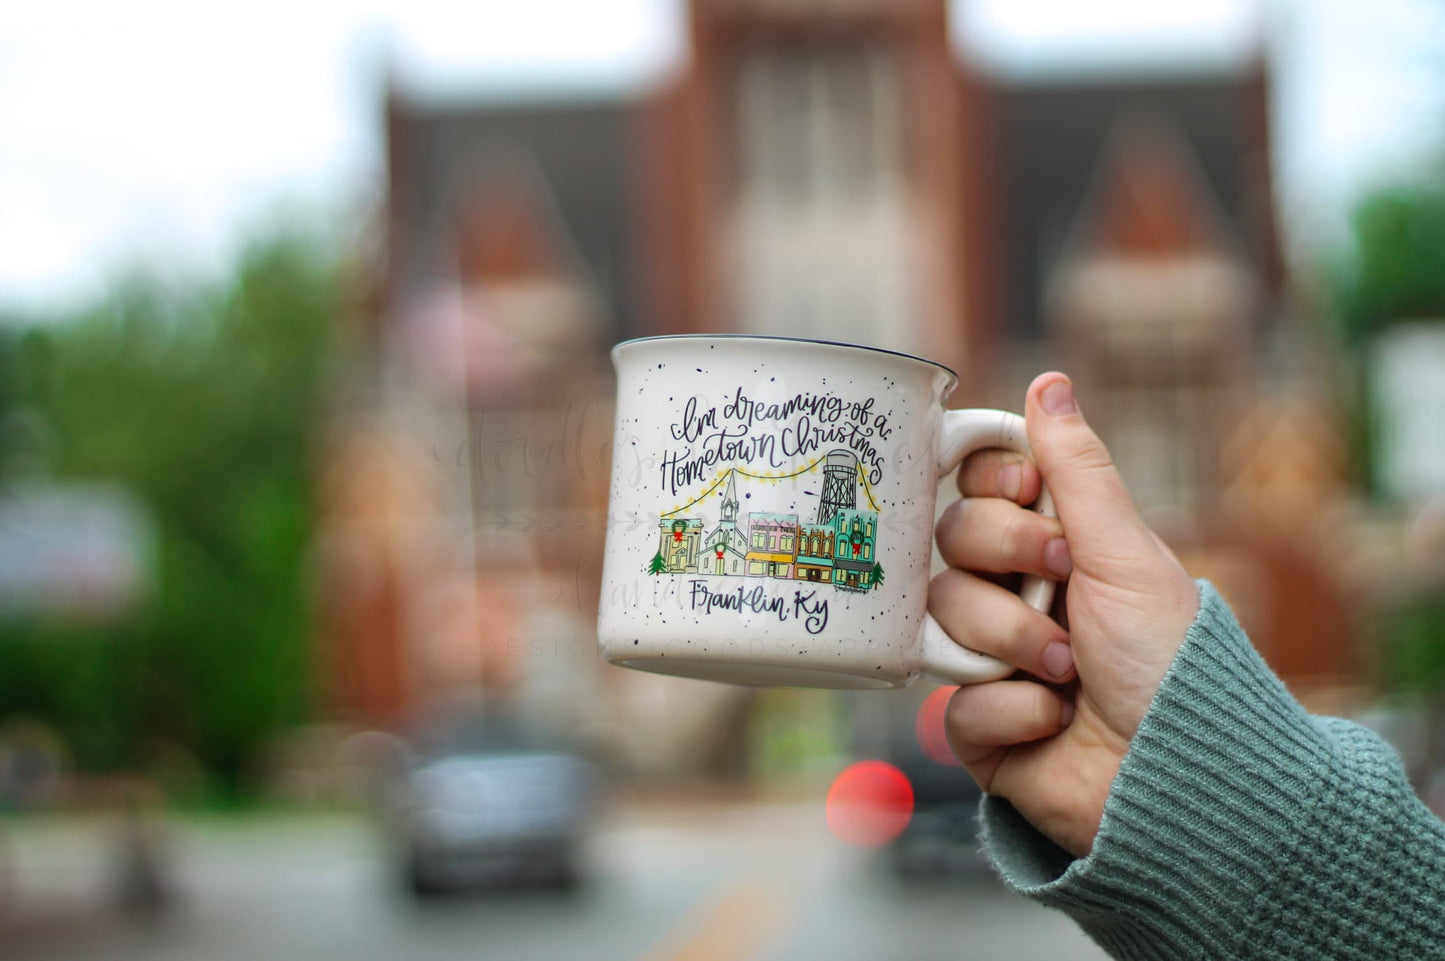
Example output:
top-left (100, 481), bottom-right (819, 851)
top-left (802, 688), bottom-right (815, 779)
top-left (703, 469), bottom-right (749, 575)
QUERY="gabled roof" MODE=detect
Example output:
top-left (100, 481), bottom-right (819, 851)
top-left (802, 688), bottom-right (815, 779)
top-left (1061, 113), bottom-right (1240, 262)
top-left (992, 69), bottom-right (1277, 336)
top-left (386, 91), bottom-right (642, 343)
top-left (455, 145), bottom-right (595, 286)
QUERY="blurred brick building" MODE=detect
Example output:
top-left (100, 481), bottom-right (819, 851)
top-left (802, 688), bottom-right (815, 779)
top-left (320, 0), bottom-right (1356, 757)
top-left (319, 112), bottom-right (619, 733)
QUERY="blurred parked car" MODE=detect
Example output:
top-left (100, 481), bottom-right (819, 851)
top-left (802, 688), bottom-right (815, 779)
top-left (852, 688), bottom-right (986, 879)
top-left (383, 708), bottom-right (602, 895)
top-left (885, 738), bottom-right (986, 879)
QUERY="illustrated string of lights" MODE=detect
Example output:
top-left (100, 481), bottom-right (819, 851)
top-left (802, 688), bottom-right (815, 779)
top-left (660, 457), bottom-right (881, 520)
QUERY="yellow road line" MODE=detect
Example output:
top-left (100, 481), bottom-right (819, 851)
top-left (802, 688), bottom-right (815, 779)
top-left (638, 878), bottom-right (791, 961)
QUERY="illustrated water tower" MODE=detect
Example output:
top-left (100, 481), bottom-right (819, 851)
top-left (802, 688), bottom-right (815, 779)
top-left (815, 449), bottom-right (860, 524)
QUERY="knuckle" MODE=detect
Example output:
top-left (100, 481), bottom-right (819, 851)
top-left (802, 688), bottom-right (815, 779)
top-left (1029, 687), bottom-right (1056, 732)
top-left (927, 569), bottom-right (964, 614)
top-left (935, 498), bottom-right (966, 545)
top-left (1036, 427), bottom-right (1114, 476)
top-left (1006, 601), bottom-right (1035, 647)
top-left (1061, 435), bottom-right (1117, 475)
top-left (960, 447), bottom-right (1002, 476)
top-left (1000, 509), bottom-right (1035, 564)
top-left (944, 688), bottom-right (983, 737)
top-left (945, 685), bottom-right (977, 724)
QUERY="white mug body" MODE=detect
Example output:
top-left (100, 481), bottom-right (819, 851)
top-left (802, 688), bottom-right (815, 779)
top-left (597, 336), bottom-right (956, 689)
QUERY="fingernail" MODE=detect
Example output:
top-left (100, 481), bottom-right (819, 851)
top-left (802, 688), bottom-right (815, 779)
top-left (1042, 641), bottom-right (1074, 681)
top-left (999, 462), bottom-right (1022, 501)
top-left (1059, 699), bottom-right (1075, 728)
top-left (1044, 537), bottom-right (1073, 579)
top-left (1041, 380), bottom-right (1077, 417)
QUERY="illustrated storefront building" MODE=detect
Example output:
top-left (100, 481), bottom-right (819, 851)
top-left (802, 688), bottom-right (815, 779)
top-left (657, 518), bottom-right (704, 573)
top-left (746, 513), bottom-right (799, 579)
top-left (703, 470), bottom-right (748, 575)
top-left (831, 509), bottom-right (878, 591)
top-left (794, 523), bottom-right (836, 583)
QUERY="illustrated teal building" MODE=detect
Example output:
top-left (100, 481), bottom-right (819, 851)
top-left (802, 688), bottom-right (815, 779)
top-left (830, 509), bottom-right (878, 591)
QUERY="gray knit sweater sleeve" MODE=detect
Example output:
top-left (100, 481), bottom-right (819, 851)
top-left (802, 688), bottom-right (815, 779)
top-left (980, 581), bottom-right (1445, 959)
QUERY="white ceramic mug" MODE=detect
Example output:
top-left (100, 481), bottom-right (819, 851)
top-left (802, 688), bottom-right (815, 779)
top-left (597, 335), bottom-right (1055, 689)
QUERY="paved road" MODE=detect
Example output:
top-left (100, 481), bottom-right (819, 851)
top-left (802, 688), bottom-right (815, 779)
top-left (0, 801), bottom-right (1109, 961)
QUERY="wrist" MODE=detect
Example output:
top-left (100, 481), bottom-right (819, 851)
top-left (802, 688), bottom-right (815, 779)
top-left (1025, 710), bottom-right (1129, 858)
top-left (980, 582), bottom-right (1323, 952)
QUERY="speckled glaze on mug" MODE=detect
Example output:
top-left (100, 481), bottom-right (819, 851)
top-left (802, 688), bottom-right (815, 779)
top-left (597, 335), bottom-right (1054, 690)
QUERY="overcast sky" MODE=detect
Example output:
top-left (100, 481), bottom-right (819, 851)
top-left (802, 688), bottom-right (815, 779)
top-left (0, 0), bottom-right (1440, 313)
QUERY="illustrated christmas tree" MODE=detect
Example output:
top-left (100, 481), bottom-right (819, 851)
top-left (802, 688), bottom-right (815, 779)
top-left (870, 561), bottom-right (884, 588)
top-left (649, 551), bottom-right (666, 575)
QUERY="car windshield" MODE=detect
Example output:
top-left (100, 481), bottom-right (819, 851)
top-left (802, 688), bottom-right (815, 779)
top-left (411, 711), bottom-right (555, 758)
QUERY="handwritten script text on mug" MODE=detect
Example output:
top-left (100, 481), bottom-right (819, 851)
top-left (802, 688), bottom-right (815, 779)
top-left (688, 579), bottom-right (830, 634)
top-left (662, 387), bottom-right (895, 497)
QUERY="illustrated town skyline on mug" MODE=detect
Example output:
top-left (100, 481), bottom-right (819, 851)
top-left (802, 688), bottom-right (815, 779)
top-left (651, 451), bottom-right (884, 593)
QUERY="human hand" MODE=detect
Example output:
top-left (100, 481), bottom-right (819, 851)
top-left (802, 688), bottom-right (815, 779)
top-left (928, 372), bottom-right (1200, 858)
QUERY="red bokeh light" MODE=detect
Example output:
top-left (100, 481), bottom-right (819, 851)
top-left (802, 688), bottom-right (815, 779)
top-left (825, 760), bottom-right (914, 847)
top-left (915, 685), bottom-right (962, 767)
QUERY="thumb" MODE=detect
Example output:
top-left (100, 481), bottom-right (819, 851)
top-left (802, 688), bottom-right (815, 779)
top-left (1024, 373), bottom-right (1156, 567)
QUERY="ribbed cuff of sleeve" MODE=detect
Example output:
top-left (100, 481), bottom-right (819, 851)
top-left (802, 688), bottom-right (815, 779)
top-left (979, 580), bottom-right (1338, 959)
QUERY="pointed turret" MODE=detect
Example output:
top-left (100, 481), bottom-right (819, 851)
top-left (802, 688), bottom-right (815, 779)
top-left (720, 469), bottom-right (739, 523)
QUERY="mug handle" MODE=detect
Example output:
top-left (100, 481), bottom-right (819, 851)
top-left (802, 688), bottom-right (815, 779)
top-left (918, 409), bottom-right (1058, 685)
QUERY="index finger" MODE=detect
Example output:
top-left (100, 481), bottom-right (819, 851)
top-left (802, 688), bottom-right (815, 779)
top-left (956, 448), bottom-right (1044, 506)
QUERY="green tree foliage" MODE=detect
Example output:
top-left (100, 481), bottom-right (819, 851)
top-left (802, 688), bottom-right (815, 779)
top-left (649, 552), bottom-right (666, 574)
top-left (0, 329), bottom-right (21, 481)
top-left (1325, 178), bottom-right (1445, 495)
top-left (1379, 594), bottom-right (1445, 787)
top-left (1330, 175), bottom-right (1445, 777)
top-left (1384, 595), bottom-right (1445, 697)
top-left (1333, 182), bottom-right (1445, 343)
top-left (0, 223), bottom-right (339, 798)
